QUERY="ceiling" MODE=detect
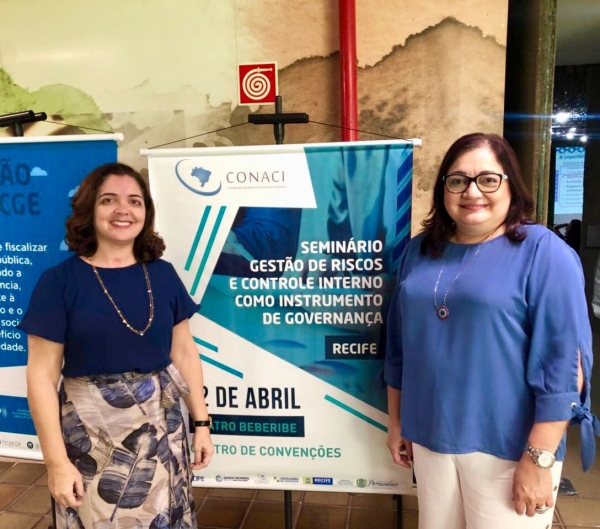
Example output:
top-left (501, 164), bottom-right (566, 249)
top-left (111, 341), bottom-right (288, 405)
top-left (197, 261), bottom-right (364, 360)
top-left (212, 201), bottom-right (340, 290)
top-left (556, 0), bottom-right (600, 66)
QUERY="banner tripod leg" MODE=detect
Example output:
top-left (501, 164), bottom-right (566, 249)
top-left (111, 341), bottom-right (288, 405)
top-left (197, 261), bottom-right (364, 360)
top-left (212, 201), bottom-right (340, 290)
top-left (393, 494), bottom-right (403, 529)
top-left (284, 490), bottom-right (293, 528)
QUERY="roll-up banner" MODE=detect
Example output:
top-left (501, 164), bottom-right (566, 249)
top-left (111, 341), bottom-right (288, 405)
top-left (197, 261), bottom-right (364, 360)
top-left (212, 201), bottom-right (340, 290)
top-left (144, 140), bottom-right (417, 494)
top-left (0, 134), bottom-right (122, 459)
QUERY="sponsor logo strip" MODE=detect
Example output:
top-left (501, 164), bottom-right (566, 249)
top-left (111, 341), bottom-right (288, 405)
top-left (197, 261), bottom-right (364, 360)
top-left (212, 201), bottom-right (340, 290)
top-left (324, 395), bottom-right (387, 432)
top-left (274, 477), bottom-right (300, 483)
top-left (303, 477), bottom-right (333, 485)
top-left (367, 479), bottom-right (400, 489)
top-left (312, 477), bottom-right (333, 485)
top-left (215, 475), bottom-right (250, 483)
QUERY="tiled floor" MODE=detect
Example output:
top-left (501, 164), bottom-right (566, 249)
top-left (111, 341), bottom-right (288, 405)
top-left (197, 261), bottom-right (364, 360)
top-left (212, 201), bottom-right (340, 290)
top-left (0, 428), bottom-right (597, 529)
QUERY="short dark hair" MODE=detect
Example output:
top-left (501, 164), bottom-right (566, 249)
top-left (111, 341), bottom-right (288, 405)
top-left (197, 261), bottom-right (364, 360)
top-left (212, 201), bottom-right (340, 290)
top-left (65, 163), bottom-right (165, 263)
top-left (421, 133), bottom-right (534, 257)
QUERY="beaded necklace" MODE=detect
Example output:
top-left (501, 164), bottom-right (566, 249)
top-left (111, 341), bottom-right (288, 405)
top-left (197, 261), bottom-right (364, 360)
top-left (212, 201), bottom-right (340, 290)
top-left (90, 260), bottom-right (154, 336)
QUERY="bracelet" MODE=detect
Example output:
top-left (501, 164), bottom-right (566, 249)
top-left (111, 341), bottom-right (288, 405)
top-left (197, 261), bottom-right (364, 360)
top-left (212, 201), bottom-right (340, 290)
top-left (194, 416), bottom-right (212, 429)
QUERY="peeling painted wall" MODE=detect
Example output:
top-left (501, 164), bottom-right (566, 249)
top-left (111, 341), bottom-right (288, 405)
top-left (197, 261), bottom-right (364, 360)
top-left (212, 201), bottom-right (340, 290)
top-left (0, 0), bottom-right (508, 229)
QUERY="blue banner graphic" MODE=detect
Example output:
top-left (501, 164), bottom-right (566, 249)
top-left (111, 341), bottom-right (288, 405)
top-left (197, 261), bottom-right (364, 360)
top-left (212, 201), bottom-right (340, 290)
top-left (0, 136), bottom-right (118, 458)
top-left (147, 140), bottom-right (415, 494)
top-left (200, 143), bottom-right (412, 412)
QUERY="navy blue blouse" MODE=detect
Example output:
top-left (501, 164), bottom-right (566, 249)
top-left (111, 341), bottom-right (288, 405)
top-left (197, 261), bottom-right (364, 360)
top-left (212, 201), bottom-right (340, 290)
top-left (18, 256), bottom-right (199, 377)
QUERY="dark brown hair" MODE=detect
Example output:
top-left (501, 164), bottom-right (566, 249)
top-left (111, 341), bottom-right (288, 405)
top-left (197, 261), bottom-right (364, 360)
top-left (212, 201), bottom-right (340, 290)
top-left (65, 163), bottom-right (165, 263)
top-left (421, 133), bottom-right (535, 257)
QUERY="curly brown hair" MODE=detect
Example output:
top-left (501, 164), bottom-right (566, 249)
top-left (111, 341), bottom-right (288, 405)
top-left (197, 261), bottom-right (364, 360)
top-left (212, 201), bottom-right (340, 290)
top-left (421, 133), bottom-right (535, 258)
top-left (65, 163), bottom-right (165, 263)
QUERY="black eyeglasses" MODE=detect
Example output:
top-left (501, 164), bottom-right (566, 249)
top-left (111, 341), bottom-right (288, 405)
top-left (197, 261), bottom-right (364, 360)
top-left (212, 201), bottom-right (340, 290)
top-left (442, 172), bottom-right (508, 194)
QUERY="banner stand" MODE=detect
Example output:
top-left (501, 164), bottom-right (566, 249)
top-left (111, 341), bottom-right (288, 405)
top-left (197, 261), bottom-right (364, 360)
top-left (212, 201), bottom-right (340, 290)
top-left (145, 138), bottom-right (419, 529)
top-left (395, 495), bottom-right (403, 529)
top-left (284, 491), bottom-right (292, 529)
top-left (0, 133), bottom-right (122, 460)
top-left (254, 94), bottom-right (310, 529)
top-left (254, 104), bottom-right (413, 528)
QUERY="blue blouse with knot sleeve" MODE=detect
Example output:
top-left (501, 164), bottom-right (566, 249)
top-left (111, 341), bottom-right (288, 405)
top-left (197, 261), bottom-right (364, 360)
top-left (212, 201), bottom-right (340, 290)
top-left (384, 224), bottom-right (599, 471)
top-left (18, 256), bottom-right (199, 377)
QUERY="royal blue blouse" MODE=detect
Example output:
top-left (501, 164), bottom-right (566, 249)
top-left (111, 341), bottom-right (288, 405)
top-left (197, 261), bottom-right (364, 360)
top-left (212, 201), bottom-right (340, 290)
top-left (19, 256), bottom-right (199, 377)
top-left (384, 224), bottom-right (599, 470)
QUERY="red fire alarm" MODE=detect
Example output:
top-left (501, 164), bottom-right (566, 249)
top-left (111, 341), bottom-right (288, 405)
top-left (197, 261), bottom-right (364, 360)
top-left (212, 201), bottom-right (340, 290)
top-left (238, 62), bottom-right (278, 105)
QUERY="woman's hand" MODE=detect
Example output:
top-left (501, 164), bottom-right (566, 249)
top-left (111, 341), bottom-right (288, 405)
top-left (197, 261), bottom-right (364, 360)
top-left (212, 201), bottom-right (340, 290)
top-left (47, 461), bottom-right (85, 508)
top-left (386, 423), bottom-right (413, 469)
top-left (512, 454), bottom-right (553, 516)
top-left (190, 427), bottom-right (214, 470)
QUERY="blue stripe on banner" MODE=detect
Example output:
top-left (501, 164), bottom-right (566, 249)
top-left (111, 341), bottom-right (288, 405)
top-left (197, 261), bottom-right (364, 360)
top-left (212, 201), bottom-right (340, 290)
top-left (396, 196), bottom-right (411, 220)
top-left (324, 395), bottom-right (387, 432)
top-left (398, 223), bottom-right (410, 243)
top-left (395, 209), bottom-right (411, 234)
top-left (393, 212), bottom-right (411, 262)
top-left (191, 206), bottom-right (226, 295)
top-left (396, 145), bottom-right (413, 165)
top-left (396, 186), bottom-right (412, 213)
top-left (393, 228), bottom-right (411, 262)
top-left (395, 154), bottom-right (412, 210)
top-left (199, 354), bottom-right (244, 379)
top-left (185, 206), bottom-right (212, 271)
top-left (392, 149), bottom-right (413, 269)
top-left (193, 336), bottom-right (219, 353)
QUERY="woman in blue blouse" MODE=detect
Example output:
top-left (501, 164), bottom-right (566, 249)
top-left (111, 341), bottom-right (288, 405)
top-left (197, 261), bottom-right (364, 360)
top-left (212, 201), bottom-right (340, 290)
top-left (20, 163), bottom-right (213, 528)
top-left (384, 133), bottom-right (597, 528)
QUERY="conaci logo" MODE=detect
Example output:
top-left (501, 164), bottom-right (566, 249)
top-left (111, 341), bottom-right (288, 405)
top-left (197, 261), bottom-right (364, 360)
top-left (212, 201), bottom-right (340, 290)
top-left (175, 159), bottom-right (222, 196)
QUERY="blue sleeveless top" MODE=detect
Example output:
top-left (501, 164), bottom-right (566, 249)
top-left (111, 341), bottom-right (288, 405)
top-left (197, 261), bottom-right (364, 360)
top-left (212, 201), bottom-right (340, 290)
top-left (18, 256), bottom-right (199, 377)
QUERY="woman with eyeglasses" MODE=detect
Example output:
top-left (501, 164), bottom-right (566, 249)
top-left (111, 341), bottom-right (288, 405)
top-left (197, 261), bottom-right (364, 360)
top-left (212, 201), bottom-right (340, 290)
top-left (384, 133), bottom-right (597, 528)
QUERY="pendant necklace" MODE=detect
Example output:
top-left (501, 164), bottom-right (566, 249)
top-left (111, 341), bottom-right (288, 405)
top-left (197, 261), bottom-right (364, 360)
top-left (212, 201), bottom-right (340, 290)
top-left (89, 258), bottom-right (154, 336)
top-left (433, 231), bottom-right (496, 320)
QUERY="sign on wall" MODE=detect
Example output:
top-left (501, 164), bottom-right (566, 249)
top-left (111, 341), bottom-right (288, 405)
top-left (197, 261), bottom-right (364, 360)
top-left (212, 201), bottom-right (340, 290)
top-left (0, 134), bottom-right (121, 459)
top-left (144, 140), bottom-right (415, 494)
top-left (238, 62), bottom-right (278, 105)
top-left (553, 145), bottom-right (585, 224)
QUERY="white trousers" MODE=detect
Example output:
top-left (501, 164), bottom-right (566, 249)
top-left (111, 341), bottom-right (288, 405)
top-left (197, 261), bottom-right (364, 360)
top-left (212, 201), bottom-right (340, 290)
top-left (412, 444), bottom-right (562, 529)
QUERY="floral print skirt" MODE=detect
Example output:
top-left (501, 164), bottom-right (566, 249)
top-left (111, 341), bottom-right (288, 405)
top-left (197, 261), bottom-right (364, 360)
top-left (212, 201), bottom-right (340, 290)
top-left (53, 363), bottom-right (197, 529)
